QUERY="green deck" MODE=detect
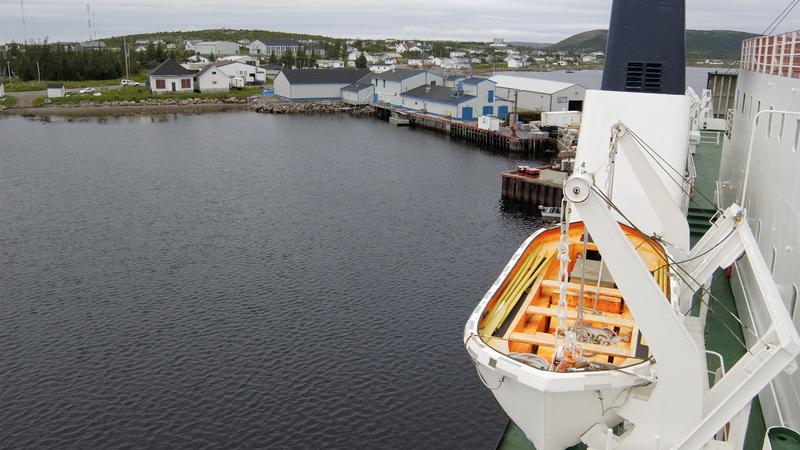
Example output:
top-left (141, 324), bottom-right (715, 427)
top-left (496, 130), bottom-right (769, 450)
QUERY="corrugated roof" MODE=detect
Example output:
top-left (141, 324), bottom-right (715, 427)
top-left (279, 68), bottom-right (371, 85)
top-left (489, 75), bottom-right (583, 94)
top-left (151, 58), bottom-right (195, 77)
top-left (402, 85), bottom-right (475, 105)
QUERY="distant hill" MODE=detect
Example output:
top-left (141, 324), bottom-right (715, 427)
top-left (509, 41), bottom-right (554, 49)
top-left (102, 28), bottom-right (333, 48)
top-left (549, 29), bottom-right (758, 58)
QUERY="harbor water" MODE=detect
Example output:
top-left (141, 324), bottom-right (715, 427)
top-left (0, 112), bottom-right (546, 449)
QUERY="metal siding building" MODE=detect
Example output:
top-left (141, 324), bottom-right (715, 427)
top-left (273, 69), bottom-right (371, 100)
top-left (196, 64), bottom-right (230, 93)
top-left (490, 75), bottom-right (586, 112)
top-left (191, 41), bottom-right (240, 57)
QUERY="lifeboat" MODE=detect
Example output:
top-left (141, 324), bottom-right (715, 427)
top-left (464, 221), bottom-right (668, 450)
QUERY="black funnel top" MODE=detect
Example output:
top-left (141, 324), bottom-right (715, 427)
top-left (601, 0), bottom-right (686, 95)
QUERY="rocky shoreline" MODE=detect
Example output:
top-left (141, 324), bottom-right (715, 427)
top-left (1, 95), bottom-right (378, 118)
top-left (250, 98), bottom-right (377, 117)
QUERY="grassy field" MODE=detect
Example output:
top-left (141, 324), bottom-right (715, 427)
top-left (4, 73), bottom-right (149, 92)
top-left (1, 95), bottom-right (19, 107)
top-left (32, 86), bottom-right (263, 106)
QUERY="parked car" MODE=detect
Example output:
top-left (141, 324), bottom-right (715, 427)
top-left (78, 87), bottom-right (96, 94)
top-left (120, 79), bottom-right (141, 86)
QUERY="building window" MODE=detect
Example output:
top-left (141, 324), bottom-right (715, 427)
top-left (488, 90), bottom-right (494, 103)
top-left (792, 285), bottom-right (799, 320)
top-left (181, 79), bottom-right (191, 89)
top-left (741, 93), bottom-right (746, 114)
top-left (794, 119), bottom-right (800, 152)
top-left (155, 79), bottom-right (166, 89)
top-left (779, 113), bottom-right (786, 142)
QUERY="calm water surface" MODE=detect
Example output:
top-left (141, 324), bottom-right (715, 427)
top-left (0, 112), bottom-right (544, 449)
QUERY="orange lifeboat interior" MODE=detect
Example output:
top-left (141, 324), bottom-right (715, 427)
top-left (479, 222), bottom-right (670, 369)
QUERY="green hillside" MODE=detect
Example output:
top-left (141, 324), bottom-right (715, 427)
top-left (549, 29), bottom-right (758, 58)
top-left (102, 28), bottom-right (331, 48)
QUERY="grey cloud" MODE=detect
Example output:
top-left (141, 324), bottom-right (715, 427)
top-left (0, 0), bottom-right (798, 43)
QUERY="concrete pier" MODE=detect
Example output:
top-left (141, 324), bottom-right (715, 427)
top-left (501, 169), bottom-right (566, 207)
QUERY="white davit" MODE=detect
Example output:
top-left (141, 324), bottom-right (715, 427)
top-left (464, 88), bottom-right (800, 450)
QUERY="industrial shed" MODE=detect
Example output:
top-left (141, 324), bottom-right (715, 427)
top-left (490, 75), bottom-right (586, 112)
top-left (273, 68), bottom-right (371, 101)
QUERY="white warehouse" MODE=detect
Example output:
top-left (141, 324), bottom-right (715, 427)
top-left (490, 75), bottom-right (586, 112)
top-left (273, 68), bottom-right (371, 101)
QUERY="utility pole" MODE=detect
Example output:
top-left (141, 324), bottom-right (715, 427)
top-left (512, 89), bottom-right (519, 137)
top-left (123, 35), bottom-right (129, 79)
top-left (36, 61), bottom-right (40, 81)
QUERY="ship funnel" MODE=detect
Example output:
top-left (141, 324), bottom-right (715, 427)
top-left (601, 0), bottom-right (686, 95)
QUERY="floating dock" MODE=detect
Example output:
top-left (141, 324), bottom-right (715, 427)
top-left (501, 169), bottom-right (565, 207)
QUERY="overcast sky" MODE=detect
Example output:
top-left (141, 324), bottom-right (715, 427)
top-left (1, 0), bottom-right (798, 44)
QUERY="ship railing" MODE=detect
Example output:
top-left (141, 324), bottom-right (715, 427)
top-left (741, 30), bottom-right (800, 78)
top-left (681, 150), bottom-right (698, 214)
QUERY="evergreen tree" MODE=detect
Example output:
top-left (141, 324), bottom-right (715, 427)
top-left (280, 49), bottom-right (295, 68)
top-left (268, 51), bottom-right (277, 65)
top-left (355, 54), bottom-right (368, 68)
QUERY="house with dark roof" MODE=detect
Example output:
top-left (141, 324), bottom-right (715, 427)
top-left (369, 69), bottom-right (443, 106)
top-left (341, 75), bottom-right (376, 105)
top-left (149, 59), bottom-right (195, 94)
top-left (273, 68), bottom-right (371, 100)
top-left (398, 77), bottom-right (512, 120)
top-left (196, 64), bottom-right (230, 93)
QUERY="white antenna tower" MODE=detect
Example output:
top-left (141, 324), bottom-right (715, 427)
top-left (92, 11), bottom-right (97, 41)
top-left (20, 0), bottom-right (27, 43)
top-left (86, 3), bottom-right (92, 41)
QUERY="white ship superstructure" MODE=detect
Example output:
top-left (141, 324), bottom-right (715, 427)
top-left (718, 29), bottom-right (800, 431)
top-left (465, 2), bottom-right (800, 449)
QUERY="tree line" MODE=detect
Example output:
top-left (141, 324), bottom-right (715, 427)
top-left (0, 42), bottom-right (187, 81)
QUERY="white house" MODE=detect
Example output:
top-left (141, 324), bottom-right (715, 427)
top-left (370, 69), bottom-right (443, 106)
top-left (195, 64), bottom-right (230, 93)
top-left (249, 39), bottom-right (300, 57)
top-left (407, 59), bottom-right (425, 67)
top-left (581, 54), bottom-right (597, 63)
top-left (490, 38), bottom-right (508, 48)
top-left (399, 77), bottom-right (512, 120)
top-left (47, 83), bottom-right (65, 98)
top-left (217, 55), bottom-right (260, 66)
top-left (506, 56), bottom-right (530, 68)
top-left (273, 68), bottom-right (371, 100)
top-left (191, 41), bottom-right (240, 56)
top-left (490, 75), bottom-right (586, 112)
top-left (450, 51), bottom-right (466, 58)
top-left (370, 64), bottom-right (396, 73)
top-left (317, 59), bottom-right (344, 69)
top-left (216, 61), bottom-right (267, 84)
top-left (396, 42), bottom-right (413, 53)
top-left (149, 59), bottom-right (195, 94)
